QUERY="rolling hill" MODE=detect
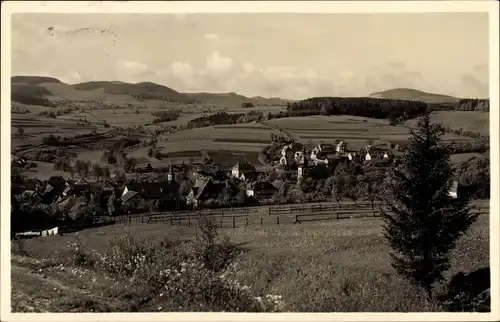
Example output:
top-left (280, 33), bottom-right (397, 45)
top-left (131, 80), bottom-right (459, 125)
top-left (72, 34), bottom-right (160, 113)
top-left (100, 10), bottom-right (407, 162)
top-left (11, 76), bottom-right (293, 107)
top-left (369, 88), bottom-right (460, 104)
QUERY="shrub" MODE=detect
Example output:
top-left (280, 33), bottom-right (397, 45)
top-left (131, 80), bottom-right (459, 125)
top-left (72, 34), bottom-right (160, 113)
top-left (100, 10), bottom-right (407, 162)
top-left (67, 229), bottom-right (284, 312)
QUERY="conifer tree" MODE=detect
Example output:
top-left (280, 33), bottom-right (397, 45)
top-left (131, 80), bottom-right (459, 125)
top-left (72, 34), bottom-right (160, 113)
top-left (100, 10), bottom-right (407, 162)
top-left (380, 115), bottom-right (479, 300)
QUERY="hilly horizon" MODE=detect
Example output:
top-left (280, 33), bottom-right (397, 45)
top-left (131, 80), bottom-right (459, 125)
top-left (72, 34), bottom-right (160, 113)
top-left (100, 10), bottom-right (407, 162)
top-left (11, 75), bottom-right (295, 107)
top-left (12, 75), bottom-right (480, 108)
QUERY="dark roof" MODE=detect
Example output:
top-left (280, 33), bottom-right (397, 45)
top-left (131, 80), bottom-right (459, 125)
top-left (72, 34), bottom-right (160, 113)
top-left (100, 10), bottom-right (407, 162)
top-left (233, 161), bottom-right (256, 171)
top-left (193, 179), bottom-right (237, 200)
top-left (126, 181), bottom-right (179, 199)
top-left (247, 181), bottom-right (277, 192)
top-left (11, 176), bottom-right (27, 184)
top-left (241, 171), bottom-right (258, 180)
top-left (48, 176), bottom-right (67, 189)
top-left (195, 170), bottom-right (212, 177)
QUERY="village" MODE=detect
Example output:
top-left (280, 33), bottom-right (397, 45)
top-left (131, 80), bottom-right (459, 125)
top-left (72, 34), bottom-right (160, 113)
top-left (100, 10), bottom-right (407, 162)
top-left (11, 137), bottom-right (431, 222)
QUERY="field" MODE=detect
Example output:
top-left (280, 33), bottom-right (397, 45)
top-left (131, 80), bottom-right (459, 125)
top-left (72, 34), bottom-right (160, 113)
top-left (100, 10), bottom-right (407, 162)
top-left (11, 114), bottom-right (106, 149)
top-left (265, 115), bottom-right (475, 150)
top-left (11, 76), bottom-right (489, 179)
top-left (11, 203), bottom-right (489, 312)
top-left (418, 111), bottom-right (489, 136)
top-left (125, 123), bottom-right (278, 168)
top-left (13, 109), bottom-right (487, 177)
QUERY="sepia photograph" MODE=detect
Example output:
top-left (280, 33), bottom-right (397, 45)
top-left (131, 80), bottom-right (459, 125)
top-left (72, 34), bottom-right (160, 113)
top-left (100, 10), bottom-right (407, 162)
top-left (1, 1), bottom-right (498, 321)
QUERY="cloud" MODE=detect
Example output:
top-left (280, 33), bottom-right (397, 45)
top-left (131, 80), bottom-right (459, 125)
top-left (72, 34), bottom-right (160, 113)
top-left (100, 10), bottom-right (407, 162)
top-left (121, 61), bottom-right (149, 73)
top-left (365, 62), bottom-right (424, 92)
top-left (459, 73), bottom-right (488, 98)
top-left (386, 61), bottom-right (406, 70)
top-left (205, 51), bottom-right (233, 73)
top-left (242, 62), bottom-right (256, 73)
top-left (204, 33), bottom-right (220, 40)
top-left (167, 61), bottom-right (194, 77)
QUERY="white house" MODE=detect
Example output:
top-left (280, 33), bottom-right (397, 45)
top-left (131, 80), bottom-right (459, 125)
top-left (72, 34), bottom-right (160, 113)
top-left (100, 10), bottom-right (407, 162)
top-left (279, 155), bottom-right (287, 165)
top-left (383, 152), bottom-right (389, 159)
top-left (336, 141), bottom-right (347, 153)
top-left (365, 153), bottom-right (372, 161)
top-left (449, 181), bottom-right (459, 198)
top-left (231, 161), bottom-right (256, 179)
top-left (294, 151), bottom-right (305, 164)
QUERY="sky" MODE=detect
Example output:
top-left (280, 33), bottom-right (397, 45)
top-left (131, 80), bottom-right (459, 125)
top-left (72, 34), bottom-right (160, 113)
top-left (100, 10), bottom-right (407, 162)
top-left (11, 13), bottom-right (489, 99)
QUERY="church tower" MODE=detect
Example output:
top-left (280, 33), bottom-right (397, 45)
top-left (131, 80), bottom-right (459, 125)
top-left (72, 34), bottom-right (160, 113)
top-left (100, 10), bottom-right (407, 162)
top-left (168, 163), bottom-right (175, 183)
top-left (297, 147), bottom-right (309, 182)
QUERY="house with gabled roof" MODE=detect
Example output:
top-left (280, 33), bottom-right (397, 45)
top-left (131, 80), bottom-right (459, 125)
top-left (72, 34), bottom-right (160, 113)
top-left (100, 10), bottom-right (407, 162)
top-left (63, 178), bottom-right (92, 197)
top-left (41, 176), bottom-right (69, 204)
top-left (231, 161), bottom-right (256, 180)
top-left (186, 178), bottom-right (238, 209)
top-left (246, 181), bottom-right (278, 200)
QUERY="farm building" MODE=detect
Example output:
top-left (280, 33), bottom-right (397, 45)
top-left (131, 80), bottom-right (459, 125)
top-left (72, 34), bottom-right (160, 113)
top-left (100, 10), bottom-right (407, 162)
top-left (41, 176), bottom-right (69, 204)
top-left (336, 141), bottom-right (348, 153)
top-left (231, 161), bottom-right (257, 180)
top-left (246, 181), bottom-right (278, 199)
top-left (11, 176), bottom-right (42, 196)
top-left (192, 166), bottom-right (230, 182)
top-left (121, 181), bottom-right (181, 210)
top-left (311, 143), bottom-right (335, 163)
top-left (186, 178), bottom-right (238, 209)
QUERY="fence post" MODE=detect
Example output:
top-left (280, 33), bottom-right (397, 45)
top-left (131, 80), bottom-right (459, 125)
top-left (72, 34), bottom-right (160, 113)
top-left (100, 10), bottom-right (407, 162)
top-left (245, 217), bottom-right (248, 227)
top-left (336, 212), bottom-right (339, 220)
top-left (277, 216), bottom-right (279, 225)
top-left (179, 217), bottom-right (182, 226)
top-left (261, 217), bottom-right (263, 226)
top-left (220, 217), bottom-right (223, 228)
top-left (188, 216), bottom-right (191, 227)
top-left (233, 217), bottom-right (235, 228)
top-left (170, 216), bottom-right (173, 225)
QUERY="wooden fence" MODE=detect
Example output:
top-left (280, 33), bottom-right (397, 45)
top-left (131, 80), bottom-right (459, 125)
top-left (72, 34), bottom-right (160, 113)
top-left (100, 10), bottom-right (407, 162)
top-left (100, 202), bottom-right (489, 229)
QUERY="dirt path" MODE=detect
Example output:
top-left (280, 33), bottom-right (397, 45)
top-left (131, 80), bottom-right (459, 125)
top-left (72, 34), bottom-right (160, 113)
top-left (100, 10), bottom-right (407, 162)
top-left (10, 256), bottom-right (120, 312)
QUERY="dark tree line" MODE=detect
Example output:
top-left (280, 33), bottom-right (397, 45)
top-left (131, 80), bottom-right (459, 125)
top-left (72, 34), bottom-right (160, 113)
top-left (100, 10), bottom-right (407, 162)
top-left (456, 99), bottom-right (489, 112)
top-left (151, 109), bottom-right (181, 123)
top-left (187, 111), bottom-right (264, 128)
top-left (447, 139), bottom-right (489, 154)
top-left (286, 97), bottom-right (429, 124)
top-left (131, 93), bottom-right (199, 104)
top-left (11, 92), bottom-right (55, 107)
top-left (423, 99), bottom-right (489, 113)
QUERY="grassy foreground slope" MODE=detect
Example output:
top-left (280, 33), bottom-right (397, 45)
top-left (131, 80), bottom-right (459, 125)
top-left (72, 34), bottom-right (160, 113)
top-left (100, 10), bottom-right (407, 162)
top-left (12, 209), bottom-right (489, 312)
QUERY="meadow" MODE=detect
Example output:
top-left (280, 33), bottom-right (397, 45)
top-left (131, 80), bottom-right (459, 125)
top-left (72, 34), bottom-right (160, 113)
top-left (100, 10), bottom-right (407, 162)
top-left (13, 108), bottom-right (486, 179)
top-left (265, 115), bottom-right (474, 150)
top-left (409, 111), bottom-right (489, 136)
top-left (11, 208), bottom-right (489, 312)
top-left (11, 114), bottom-right (106, 150)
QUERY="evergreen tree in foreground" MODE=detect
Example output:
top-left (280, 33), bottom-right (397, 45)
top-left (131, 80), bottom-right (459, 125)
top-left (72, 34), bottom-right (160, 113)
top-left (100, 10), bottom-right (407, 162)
top-left (380, 115), bottom-right (479, 300)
